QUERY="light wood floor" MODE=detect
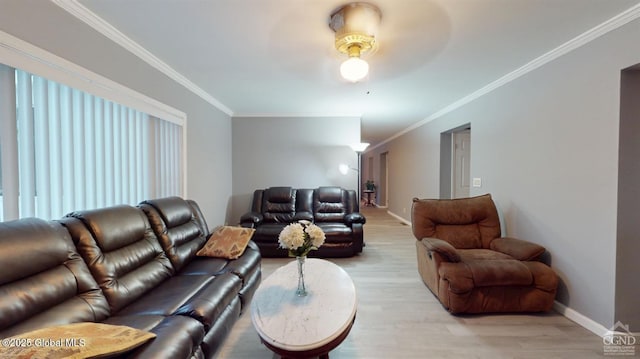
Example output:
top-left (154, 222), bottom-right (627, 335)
top-left (217, 206), bottom-right (607, 358)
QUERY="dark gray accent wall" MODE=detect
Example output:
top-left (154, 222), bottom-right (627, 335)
top-left (616, 68), bottom-right (640, 331)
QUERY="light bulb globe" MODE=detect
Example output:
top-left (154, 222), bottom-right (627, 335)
top-left (340, 57), bottom-right (369, 82)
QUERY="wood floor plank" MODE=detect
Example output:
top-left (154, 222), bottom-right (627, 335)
top-left (216, 207), bottom-right (610, 358)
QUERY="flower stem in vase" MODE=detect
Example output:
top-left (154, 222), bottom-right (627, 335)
top-left (296, 256), bottom-right (307, 297)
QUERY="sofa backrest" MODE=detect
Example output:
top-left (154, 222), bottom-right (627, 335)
top-left (139, 197), bottom-right (207, 272)
top-left (313, 186), bottom-right (350, 222)
top-left (294, 188), bottom-right (314, 221)
top-left (261, 186), bottom-right (297, 223)
top-left (62, 205), bottom-right (174, 314)
top-left (187, 199), bottom-right (210, 236)
top-left (411, 194), bottom-right (501, 249)
top-left (0, 218), bottom-right (110, 336)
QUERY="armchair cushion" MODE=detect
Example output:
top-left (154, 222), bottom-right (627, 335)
top-left (421, 238), bottom-right (461, 262)
top-left (490, 237), bottom-right (546, 261)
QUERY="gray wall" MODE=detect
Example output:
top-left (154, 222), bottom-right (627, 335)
top-left (363, 18), bottom-right (640, 329)
top-left (231, 116), bottom-right (361, 223)
top-left (616, 69), bottom-right (640, 331)
top-left (0, 1), bottom-right (233, 225)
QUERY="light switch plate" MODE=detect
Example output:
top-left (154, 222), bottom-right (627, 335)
top-left (472, 178), bottom-right (482, 187)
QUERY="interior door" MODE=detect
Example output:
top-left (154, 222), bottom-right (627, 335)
top-left (452, 130), bottom-right (471, 198)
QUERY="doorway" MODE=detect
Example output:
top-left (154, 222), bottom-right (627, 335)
top-left (440, 124), bottom-right (471, 199)
top-left (378, 152), bottom-right (388, 207)
top-left (452, 129), bottom-right (471, 198)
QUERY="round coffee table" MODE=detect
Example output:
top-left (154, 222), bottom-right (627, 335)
top-left (251, 258), bottom-right (357, 358)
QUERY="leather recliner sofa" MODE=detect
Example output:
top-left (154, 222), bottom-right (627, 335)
top-left (0, 197), bottom-right (261, 359)
top-left (240, 186), bottom-right (366, 257)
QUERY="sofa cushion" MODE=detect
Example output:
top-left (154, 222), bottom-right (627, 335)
top-left (316, 223), bottom-right (356, 243)
top-left (140, 197), bottom-right (207, 272)
top-left (116, 273), bottom-right (242, 330)
top-left (252, 223), bottom-right (289, 242)
top-left (313, 186), bottom-right (348, 222)
top-left (0, 218), bottom-right (110, 337)
top-left (63, 206), bottom-right (175, 313)
top-left (197, 226), bottom-right (255, 259)
top-left (262, 187), bottom-right (296, 222)
top-left (0, 322), bottom-right (155, 359)
top-left (187, 199), bottom-right (210, 236)
top-left (104, 315), bottom-right (206, 359)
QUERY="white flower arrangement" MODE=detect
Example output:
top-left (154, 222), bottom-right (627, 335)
top-left (278, 220), bottom-right (326, 257)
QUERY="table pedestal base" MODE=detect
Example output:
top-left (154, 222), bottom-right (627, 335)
top-left (261, 316), bottom-right (355, 359)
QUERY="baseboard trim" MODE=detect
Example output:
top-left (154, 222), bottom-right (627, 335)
top-left (554, 301), bottom-right (610, 337)
top-left (386, 210), bottom-right (411, 226)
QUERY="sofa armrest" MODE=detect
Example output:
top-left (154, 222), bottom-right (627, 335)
top-left (344, 212), bottom-right (366, 225)
top-left (420, 237), bottom-right (461, 262)
top-left (490, 237), bottom-right (545, 261)
top-left (240, 212), bottom-right (263, 227)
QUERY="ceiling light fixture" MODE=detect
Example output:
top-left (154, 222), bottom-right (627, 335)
top-left (329, 2), bottom-right (382, 83)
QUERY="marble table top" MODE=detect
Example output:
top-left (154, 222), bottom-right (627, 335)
top-left (250, 258), bottom-right (357, 352)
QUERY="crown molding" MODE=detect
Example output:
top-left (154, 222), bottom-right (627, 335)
top-left (232, 113), bottom-right (363, 118)
top-left (0, 29), bottom-right (186, 125)
top-left (52, 0), bottom-right (234, 117)
top-left (371, 2), bottom-right (640, 151)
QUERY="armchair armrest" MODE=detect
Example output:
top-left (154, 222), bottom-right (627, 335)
top-left (490, 237), bottom-right (545, 261)
top-left (239, 212), bottom-right (263, 227)
top-left (344, 212), bottom-right (366, 225)
top-left (420, 237), bottom-right (461, 262)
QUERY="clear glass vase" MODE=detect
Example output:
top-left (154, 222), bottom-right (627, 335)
top-left (296, 256), bottom-right (307, 297)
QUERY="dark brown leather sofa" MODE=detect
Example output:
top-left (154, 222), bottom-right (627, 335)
top-left (0, 197), bottom-right (261, 359)
top-left (240, 186), bottom-right (366, 257)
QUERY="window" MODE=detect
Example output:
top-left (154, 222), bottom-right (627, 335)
top-left (0, 64), bottom-right (183, 220)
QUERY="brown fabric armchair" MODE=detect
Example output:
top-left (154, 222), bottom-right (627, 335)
top-left (411, 194), bottom-right (558, 314)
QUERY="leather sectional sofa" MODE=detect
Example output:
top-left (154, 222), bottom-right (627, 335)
top-left (240, 186), bottom-right (366, 257)
top-left (0, 196), bottom-right (261, 358)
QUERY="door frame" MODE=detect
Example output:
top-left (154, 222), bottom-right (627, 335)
top-left (440, 123), bottom-right (471, 199)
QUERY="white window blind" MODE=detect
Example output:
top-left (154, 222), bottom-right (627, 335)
top-left (0, 64), bottom-right (183, 221)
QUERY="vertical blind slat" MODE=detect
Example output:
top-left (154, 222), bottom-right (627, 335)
top-left (113, 103), bottom-right (122, 204)
top-left (104, 101), bottom-right (114, 206)
top-left (127, 108), bottom-right (135, 203)
top-left (72, 88), bottom-right (86, 210)
top-left (33, 76), bottom-right (51, 219)
top-left (48, 80), bottom-right (63, 218)
top-left (0, 65), bottom-right (18, 220)
top-left (60, 84), bottom-right (75, 215)
top-left (136, 112), bottom-right (143, 202)
top-left (84, 93), bottom-right (96, 209)
top-left (94, 97), bottom-right (105, 208)
top-left (16, 70), bottom-right (35, 217)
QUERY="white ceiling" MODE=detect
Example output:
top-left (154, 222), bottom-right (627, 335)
top-left (75, 0), bottom-right (640, 146)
